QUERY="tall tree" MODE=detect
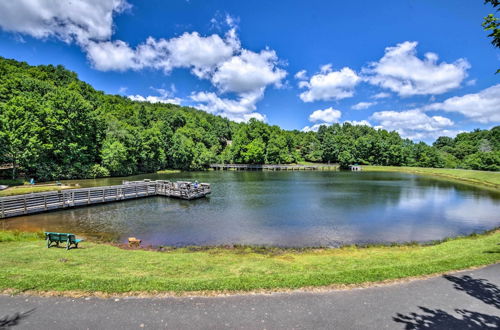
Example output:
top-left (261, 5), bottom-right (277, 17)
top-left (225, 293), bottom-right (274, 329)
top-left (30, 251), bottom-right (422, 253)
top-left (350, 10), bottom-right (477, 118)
top-left (483, 0), bottom-right (500, 73)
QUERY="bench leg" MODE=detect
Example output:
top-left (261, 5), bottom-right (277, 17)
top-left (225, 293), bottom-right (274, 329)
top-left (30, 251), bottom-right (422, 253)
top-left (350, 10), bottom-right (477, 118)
top-left (47, 238), bottom-right (51, 248)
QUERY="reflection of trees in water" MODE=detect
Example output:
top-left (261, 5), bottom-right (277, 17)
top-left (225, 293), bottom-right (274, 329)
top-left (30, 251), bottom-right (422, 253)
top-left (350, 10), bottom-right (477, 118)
top-left (394, 307), bottom-right (500, 329)
top-left (414, 176), bottom-right (500, 201)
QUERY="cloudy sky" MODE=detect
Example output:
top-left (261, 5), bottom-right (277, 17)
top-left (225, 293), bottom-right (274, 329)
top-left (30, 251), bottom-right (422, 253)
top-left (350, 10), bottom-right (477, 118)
top-left (0, 0), bottom-right (498, 141)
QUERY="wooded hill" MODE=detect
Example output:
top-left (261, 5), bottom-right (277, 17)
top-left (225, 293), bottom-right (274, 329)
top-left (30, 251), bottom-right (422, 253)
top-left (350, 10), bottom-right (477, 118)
top-left (0, 56), bottom-right (498, 180)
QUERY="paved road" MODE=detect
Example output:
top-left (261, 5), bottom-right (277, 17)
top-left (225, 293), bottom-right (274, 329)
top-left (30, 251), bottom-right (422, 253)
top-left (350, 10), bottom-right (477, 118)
top-left (1, 264), bottom-right (499, 329)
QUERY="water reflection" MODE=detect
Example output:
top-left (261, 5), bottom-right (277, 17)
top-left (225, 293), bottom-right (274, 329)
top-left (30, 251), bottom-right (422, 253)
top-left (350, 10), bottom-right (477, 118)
top-left (2, 171), bottom-right (499, 247)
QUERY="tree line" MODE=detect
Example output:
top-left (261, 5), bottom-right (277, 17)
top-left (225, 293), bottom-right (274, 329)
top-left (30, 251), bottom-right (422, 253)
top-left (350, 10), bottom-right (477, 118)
top-left (0, 57), bottom-right (498, 181)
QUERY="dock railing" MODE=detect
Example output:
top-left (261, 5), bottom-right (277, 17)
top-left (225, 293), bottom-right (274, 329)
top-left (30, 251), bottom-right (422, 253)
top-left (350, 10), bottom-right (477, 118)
top-left (0, 180), bottom-right (211, 219)
top-left (210, 164), bottom-right (338, 171)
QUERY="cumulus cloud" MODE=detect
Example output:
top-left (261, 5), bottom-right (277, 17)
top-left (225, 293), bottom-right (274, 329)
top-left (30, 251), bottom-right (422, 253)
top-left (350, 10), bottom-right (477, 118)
top-left (0, 0), bottom-right (130, 44)
top-left (211, 49), bottom-right (286, 94)
top-left (128, 85), bottom-right (181, 105)
top-left (86, 30), bottom-right (239, 75)
top-left (297, 65), bottom-right (360, 102)
top-left (301, 123), bottom-right (329, 132)
top-left (294, 70), bottom-right (307, 80)
top-left (364, 41), bottom-right (470, 96)
top-left (301, 107), bottom-right (342, 132)
top-left (370, 109), bottom-right (456, 140)
top-left (302, 119), bottom-right (371, 132)
top-left (352, 101), bottom-right (376, 110)
top-left (424, 84), bottom-right (500, 123)
top-left (344, 120), bottom-right (372, 127)
top-left (190, 91), bottom-right (266, 122)
top-left (372, 92), bottom-right (391, 99)
top-left (308, 107), bottom-right (342, 123)
top-left (0, 1), bottom-right (286, 122)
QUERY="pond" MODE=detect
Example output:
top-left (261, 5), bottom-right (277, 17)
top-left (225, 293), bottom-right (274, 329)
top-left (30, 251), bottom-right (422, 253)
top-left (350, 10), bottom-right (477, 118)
top-left (2, 171), bottom-right (500, 247)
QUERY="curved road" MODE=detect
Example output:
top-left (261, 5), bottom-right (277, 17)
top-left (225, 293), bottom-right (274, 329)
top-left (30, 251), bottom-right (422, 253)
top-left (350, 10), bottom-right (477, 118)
top-left (1, 264), bottom-right (499, 329)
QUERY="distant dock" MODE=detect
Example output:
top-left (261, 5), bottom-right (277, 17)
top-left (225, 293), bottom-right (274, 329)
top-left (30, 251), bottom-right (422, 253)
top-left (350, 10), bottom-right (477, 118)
top-left (0, 180), bottom-right (211, 219)
top-left (210, 164), bottom-right (338, 171)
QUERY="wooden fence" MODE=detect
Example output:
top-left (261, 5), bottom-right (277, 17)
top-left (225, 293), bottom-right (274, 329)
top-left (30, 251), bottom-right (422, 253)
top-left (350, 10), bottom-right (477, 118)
top-left (0, 180), bottom-right (211, 219)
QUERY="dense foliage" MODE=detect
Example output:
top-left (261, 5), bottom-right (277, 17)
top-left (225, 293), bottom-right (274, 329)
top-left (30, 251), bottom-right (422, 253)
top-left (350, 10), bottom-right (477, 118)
top-left (483, 0), bottom-right (500, 73)
top-left (0, 57), bottom-right (498, 180)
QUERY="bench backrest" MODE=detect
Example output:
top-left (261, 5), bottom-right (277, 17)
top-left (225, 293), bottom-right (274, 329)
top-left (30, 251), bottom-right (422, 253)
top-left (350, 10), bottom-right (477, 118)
top-left (45, 232), bottom-right (76, 242)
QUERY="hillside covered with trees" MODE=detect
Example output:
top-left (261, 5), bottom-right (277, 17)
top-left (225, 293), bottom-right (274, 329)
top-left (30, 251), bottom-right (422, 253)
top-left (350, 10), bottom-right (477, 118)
top-left (0, 57), bottom-right (498, 181)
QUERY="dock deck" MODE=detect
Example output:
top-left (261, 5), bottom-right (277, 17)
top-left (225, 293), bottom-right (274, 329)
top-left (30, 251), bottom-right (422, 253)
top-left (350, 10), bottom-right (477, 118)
top-left (0, 180), bottom-right (211, 219)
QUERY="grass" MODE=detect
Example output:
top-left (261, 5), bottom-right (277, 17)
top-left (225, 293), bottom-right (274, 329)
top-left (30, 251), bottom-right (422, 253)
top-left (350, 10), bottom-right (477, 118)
top-left (0, 185), bottom-right (71, 197)
top-left (363, 166), bottom-right (500, 190)
top-left (0, 229), bottom-right (498, 295)
top-left (156, 169), bottom-right (181, 174)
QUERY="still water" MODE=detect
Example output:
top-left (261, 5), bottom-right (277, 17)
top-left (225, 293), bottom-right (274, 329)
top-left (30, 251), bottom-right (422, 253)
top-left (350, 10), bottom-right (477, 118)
top-left (2, 171), bottom-right (500, 247)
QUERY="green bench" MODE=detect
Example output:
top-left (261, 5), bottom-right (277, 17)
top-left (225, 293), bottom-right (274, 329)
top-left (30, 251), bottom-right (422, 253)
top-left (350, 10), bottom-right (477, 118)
top-left (45, 232), bottom-right (83, 250)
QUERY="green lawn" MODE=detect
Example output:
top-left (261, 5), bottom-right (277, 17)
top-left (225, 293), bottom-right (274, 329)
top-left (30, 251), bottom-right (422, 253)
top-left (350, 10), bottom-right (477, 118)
top-left (0, 230), bottom-right (498, 295)
top-left (363, 166), bottom-right (500, 189)
top-left (0, 185), bottom-right (71, 197)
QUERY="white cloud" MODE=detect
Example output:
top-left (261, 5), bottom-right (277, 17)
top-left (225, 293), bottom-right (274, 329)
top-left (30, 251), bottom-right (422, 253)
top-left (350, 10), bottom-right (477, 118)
top-left (308, 107), bottom-right (342, 123)
top-left (424, 84), bottom-right (500, 123)
top-left (190, 91), bottom-right (266, 122)
top-left (302, 119), bottom-right (371, 132)
top-left (372, 92), bottom-right (391, 99)
top-left (0, 2), bottom-right (285, 122)
top-left (85, 40), bottom-right (139, 71)
top-left (128, 85), bottom-right (181, 105)
top-left (466, 79), bottom-right (477, 86)
top-left (301, 123), bottom-right (329, 132)
top-left (344, 120), bottom-right (372, 127)
top-left (0, 0), bottom-right (130, 44)
top-left (128, 94), bottom-right (181, 105)
top-left (352, 101), bottom-right (376, 110)
top-left (297, 66), bottom-right (360, 102)
top-left (294, 70), bottom-right (307, 80)
top-left (210, 49), bottom-right (286, 94)
top-left (86, 30), bottom-right (239, 75)
top-left (370, 109), bottom-right (456, 140)
top-left (302, 107), bottom-right (342, 132)
top-left (364, 41), bottom-right (470, 96)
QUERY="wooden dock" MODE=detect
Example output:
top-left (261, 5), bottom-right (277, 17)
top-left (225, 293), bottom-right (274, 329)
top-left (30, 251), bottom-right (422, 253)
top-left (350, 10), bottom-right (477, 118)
top-left (210, 164), bottom-right (338, 171)
top-left (0, 180), bottom-right (211, 219)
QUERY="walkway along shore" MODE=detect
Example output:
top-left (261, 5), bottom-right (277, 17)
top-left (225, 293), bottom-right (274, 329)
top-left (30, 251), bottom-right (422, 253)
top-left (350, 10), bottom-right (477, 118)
top-left (0, 180), bottom-right (211, 219)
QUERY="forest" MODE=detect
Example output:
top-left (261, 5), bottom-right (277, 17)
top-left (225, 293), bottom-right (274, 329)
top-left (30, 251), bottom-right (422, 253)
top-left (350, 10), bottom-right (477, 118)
top-left (0, 56), bottom-right (498, 181)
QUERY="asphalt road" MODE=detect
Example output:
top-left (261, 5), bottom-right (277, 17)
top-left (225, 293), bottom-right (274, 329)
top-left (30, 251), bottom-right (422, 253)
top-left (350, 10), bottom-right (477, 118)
top-left (1, 264), bottom-right (499, 329)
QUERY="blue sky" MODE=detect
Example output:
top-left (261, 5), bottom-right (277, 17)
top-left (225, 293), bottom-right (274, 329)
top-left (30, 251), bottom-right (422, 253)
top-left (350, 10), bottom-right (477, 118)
top-left (0, 0), bottom-right (499, 141)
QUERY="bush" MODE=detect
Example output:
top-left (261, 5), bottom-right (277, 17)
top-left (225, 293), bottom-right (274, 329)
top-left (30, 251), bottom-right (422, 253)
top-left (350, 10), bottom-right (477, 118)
top-left (86, 164), bottom-right (110, 178)
top-left (462, 151), bottom-right (500, 171)
top-left (0, 178), bottom-right (24, 186)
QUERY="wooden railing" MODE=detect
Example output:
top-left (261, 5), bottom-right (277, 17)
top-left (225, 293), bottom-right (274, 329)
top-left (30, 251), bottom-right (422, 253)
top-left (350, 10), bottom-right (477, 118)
top-left (0, 180), bottom-right (211, 219)
top-left (210, 164), bottom-right (338, 171)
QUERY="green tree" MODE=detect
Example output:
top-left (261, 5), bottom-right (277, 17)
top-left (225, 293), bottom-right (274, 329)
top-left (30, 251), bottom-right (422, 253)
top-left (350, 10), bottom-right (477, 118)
top-left (483, 0), bottom-right (500, 73)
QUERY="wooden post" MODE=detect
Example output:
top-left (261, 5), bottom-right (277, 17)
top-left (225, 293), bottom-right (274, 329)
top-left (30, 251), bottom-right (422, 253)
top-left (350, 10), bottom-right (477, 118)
top-left (1, 199), bottom-right (4, 218)
top-left (23, 196), bottom-right (27, 214)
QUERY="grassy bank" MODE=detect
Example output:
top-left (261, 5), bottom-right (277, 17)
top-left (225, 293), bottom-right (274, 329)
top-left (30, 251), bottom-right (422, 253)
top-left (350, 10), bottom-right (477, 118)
top-left (0, 185), bottom-right (71, 197)
top-left (363, 166), bottom-right (500, 190)
top-left (0, 230), bottom-right (498, 295)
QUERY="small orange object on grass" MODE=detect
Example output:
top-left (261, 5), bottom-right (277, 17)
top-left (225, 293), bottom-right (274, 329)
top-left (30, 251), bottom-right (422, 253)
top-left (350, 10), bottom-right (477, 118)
top-left (128, 237), bottom-right (141, 247)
